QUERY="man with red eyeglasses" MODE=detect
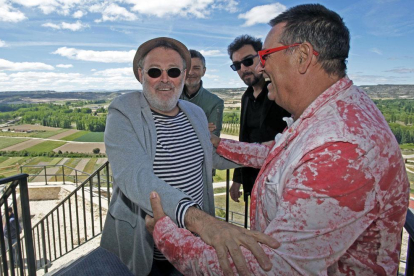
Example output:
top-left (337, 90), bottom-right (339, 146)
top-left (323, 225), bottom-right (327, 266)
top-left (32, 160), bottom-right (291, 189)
top-left (147, 4), bottom-right (409, 275)
top-left (227, 35), bottom-right (289, 217)
top-left (101, 37), bottom-right (279, 276)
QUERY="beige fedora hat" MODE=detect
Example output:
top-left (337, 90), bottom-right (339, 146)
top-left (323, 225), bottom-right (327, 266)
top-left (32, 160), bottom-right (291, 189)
top-left (133, 37), bottom-right (191, 83)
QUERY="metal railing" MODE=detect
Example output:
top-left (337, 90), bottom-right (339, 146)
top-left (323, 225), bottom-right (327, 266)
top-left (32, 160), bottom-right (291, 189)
top-left (0, 174), bottom-right (36, 276)
top-left (20, 165), bottom-right (92, 186)
top-left (402, 209), bottom-right (414, 275)
top-left (30, 161), bottom-right (111, 274)
top-left (2, 165), bottom-right (413, 275)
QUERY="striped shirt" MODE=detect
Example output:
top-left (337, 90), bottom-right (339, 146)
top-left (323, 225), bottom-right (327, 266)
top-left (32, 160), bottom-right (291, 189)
top-left (152, 109), bottom-right (204, 260)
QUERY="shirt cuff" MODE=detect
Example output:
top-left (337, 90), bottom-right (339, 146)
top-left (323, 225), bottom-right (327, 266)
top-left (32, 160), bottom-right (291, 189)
top-left (175, 199), bottom-right (200, 229)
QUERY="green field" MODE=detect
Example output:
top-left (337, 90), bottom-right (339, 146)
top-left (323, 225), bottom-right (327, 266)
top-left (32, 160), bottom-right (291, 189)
top-left (61, 131), bottom-right (88, 141)
top-left (25, 141), bottom-right (66, 153)
top-left (214, 194), bottom-right (249, 226)
top-left (0, 137), bottom-right (29, 149)
top-left (0, 129), bottom-right (67, 138)
top-left (73, 132), bottom-right (104, 142)
top-left (213, 169), bottom-right (234, 183)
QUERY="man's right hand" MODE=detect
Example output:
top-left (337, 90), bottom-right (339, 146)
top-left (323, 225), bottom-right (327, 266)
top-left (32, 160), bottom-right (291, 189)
top-left (184, 207), bottom-right (280, 276)
top-left (230, 182), bottom-right (242, 202)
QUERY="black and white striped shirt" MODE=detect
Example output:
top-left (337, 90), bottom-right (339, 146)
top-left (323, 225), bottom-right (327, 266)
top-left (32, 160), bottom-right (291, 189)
top-left (152, 109), bottom-right (204, 260)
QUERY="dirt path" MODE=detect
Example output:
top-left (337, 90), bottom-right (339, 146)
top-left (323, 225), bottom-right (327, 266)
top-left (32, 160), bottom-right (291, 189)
top-left (2, 139), bottom-right (44, 151)
top-left (54, 143), bottom-right (106, 154)
top-left (70, 158), bottom-right (90, 175)
top-left (48, 129), bottom-right (79, 140)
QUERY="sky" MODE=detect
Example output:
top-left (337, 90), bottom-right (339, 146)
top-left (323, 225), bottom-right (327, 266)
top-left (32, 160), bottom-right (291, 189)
top-left (0, 0), bottom-right (413, 92)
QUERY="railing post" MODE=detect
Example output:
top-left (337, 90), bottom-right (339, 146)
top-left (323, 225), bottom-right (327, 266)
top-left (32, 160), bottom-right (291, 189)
top-left (244, 196), bottom-right (249, 229)
top-left (406, 236), bottom-right (414, 276)
top-left (75, 170), bottom-right (78, 187)
top-left (62, 166), bottom-right (65, 185)
top-left (18, 176), bottom-right (36, 275)
top-left (225, 169), bottom-right (229, 222)
top-left (44, 166), bottom-right (47, 185)
top-left (106, 163), bottom-right (110, 203)
top-left (41, 221), bottom-right (48, 273)
top-left (0, 207), bottom-right (9, 275)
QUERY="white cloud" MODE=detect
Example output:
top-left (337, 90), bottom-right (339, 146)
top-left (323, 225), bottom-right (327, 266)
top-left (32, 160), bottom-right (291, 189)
top-left (199, 50), bottom-right (226, 56)
top-left (9, 0), bottom-right (85, 16)
top-left (56, 64), bottom-right (73, 68)
top-left (73, 10), bottom-right (85, 18)
top-left (10, 0), bottom-right (59, 14)
top-left (0, 39), bottom-right (6, 47)
top-left (52, 47), bottom-right (136, 63)
top-left (385, 68), bottom-right (414, 74)
top-left (42, 22), bottom-right (61, 29)
top-left (212, 0), bottom-right (238, 13)
top-left (91, 69), bottom-right (96, 71)
top-left (42, 20), bottom-right (89, 31)
top-left (0, 59), bottom-right (54, 71)
top-left (0, 70), bottom-right (141, 91)
top-left (349, 73), bottom-right (404, 85)
top-left (370, 48), bottom-right (383, 55)
top-left (93, 67), bottom-right (131, 76)
top-left (90, 3), bottom-right (137, 22)
top-left (204, 73), bottom-right (220, 79)
top-left (125, 0), bottom-right (215, 18)
top-left (0, 2), bottom-right (27, 22)
top-left (238, 3), bottom-right (286, 27)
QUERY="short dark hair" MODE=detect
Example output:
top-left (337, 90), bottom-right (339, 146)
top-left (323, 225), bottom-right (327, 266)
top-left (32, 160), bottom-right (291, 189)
top-left (8, 207), bottom-right (13, 213)
top-left (189, 49), bottom-right (206, 67)
top-left (138, 40), bottom-right (187, 69)
top-left (269, 4), bottom-right (350, 77)
top-left (227, 35), bottom-right (262, 60)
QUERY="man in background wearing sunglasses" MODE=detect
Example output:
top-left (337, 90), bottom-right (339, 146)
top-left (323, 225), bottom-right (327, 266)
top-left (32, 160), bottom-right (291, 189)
top-left (147, 4), bottom-right (409, 275)
top-left (101, 37), bottom-right (278, 276)
top-left (181, 49), bottom-right (224, 137)
top-left (227, 35), bottom-right (289, 215)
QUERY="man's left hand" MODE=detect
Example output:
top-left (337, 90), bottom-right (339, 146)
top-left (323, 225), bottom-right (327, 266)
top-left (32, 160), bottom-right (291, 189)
top-left (145, 192), bottom-right (166, 235)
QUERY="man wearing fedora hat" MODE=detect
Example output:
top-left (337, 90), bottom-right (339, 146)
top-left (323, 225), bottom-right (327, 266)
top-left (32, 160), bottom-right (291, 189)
top-left (100, 37), bottom-right (278, 276)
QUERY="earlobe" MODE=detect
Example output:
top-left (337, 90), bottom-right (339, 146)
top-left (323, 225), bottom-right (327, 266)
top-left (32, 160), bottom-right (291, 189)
top-left (138, 68), bottom-right (143, 83)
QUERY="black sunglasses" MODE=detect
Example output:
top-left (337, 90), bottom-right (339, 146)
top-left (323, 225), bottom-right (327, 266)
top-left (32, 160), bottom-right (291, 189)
top-left (144, 67), bottom-right (183, 78)
top-left (230, 55), bottom-right (258, 71)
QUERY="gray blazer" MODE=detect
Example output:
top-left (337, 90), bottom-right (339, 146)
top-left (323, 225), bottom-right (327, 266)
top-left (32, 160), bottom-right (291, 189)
top-left (100, 91), bottom-right (238, 276)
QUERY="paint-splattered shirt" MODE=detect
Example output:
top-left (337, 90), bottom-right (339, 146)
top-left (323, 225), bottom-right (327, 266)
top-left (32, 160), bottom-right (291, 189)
top-left (153, 77), bottom-right (410, 275)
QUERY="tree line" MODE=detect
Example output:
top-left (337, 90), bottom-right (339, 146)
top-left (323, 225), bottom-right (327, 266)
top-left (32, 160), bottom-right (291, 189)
top-left (0, 103), bottom-right (107, 132)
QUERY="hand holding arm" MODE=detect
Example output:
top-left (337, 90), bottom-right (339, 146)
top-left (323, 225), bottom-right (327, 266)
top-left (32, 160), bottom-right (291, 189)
top-left (184, 206), bottom-right (279, 276)
top-left (148, 192), bottom-right (279, 276)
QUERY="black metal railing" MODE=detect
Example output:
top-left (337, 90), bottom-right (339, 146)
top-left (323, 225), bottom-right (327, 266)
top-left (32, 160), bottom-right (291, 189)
top-left (0, 174), bottom-right (36, 276)
top-left (30, 161), bottom-right (111, 274)
top-left (20, 165), bottom-right (92, 186)
top-left (401, 208), bottom-right (414, 275)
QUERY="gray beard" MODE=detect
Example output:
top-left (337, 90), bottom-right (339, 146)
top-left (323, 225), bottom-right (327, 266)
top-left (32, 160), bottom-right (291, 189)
top-left (142, 82), bottom-right (181, 112)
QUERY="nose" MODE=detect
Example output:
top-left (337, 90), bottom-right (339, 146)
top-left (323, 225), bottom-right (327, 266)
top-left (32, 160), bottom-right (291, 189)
top-left (255, 62), bottom-right (264, 74)
top-left (160, 69), bottom-right (169, 82)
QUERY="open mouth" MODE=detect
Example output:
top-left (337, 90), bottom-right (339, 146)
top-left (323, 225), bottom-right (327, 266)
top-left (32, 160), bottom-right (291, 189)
top-left (264, 77), bottom-right (271, 82)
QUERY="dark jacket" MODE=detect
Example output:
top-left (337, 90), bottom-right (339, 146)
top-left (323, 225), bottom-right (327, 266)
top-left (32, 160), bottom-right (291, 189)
top-left (233, 83), bottom-right (290, 197)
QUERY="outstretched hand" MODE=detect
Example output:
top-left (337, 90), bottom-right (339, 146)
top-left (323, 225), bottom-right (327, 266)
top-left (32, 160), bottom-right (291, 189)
top-left (145, 192), bottom-right (166, 235)
top-left (185, 207), bottom-right (280, 276)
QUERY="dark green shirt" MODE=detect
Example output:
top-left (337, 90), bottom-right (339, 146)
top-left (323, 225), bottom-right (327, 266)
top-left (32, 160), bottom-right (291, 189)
top-left (181, 81), bottom-right (224, 136)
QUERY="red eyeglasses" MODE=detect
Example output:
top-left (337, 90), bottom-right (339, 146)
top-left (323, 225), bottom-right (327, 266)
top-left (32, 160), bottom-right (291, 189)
top-left (258, 43), bottom-right (319, 67)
